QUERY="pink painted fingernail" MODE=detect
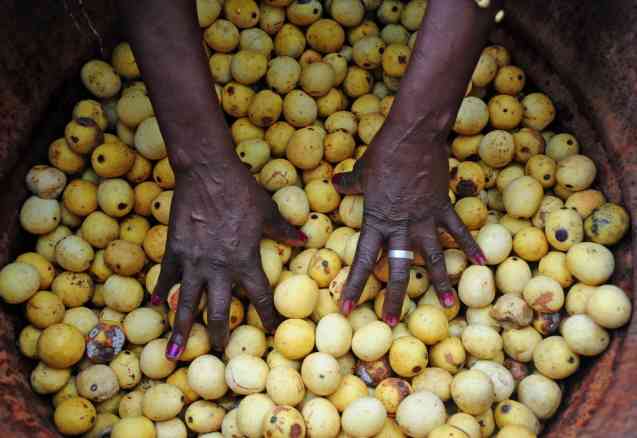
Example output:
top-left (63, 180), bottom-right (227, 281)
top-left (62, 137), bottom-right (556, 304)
top-left (472, 252), bottom-right (487, 266)
top-left (341, 300), bottom-right (355, 315)
top-left (166, 342), bottom-right (184, 361)
top-left (332, 173), bottom-right (347, 189)
top-left (384, 315), bottom-right (399, 327)
top-left (150, 294), bottom-right (162, 306)
top-left (440, 292), bottom-right (456, 308)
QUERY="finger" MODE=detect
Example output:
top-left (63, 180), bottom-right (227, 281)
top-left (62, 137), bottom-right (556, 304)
top-left (167, 263), bottom-right (203, 361)
top-left (264, 205), bottom-right (308, 247)
top-left (418, 220), bottom-right (456, 308)
top-left (383, 228), bottom-right (412, 326)
top-left (332, 167), bottom-right (363, 195)
top-left (443, 208), bottom-right (486, 265)
top-left (340, 223), bottom-right (383, 315)
top-left (151, 249), bottom-right (180, 305)
top-left (240, 252), bottom-right (278, 333)
top-left (206, 270), bottom-right (233, 352)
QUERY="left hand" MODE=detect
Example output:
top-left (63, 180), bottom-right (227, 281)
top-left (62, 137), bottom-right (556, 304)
top-left (151, 161), bottom-right (307, 356)
top-left (333, 119), bottom-right (486, 326)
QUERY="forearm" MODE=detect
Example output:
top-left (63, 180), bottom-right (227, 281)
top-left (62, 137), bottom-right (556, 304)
top-left (387, 0), bottom-right (504, 135)
top-left (116, 0), bottom-right (235, 172)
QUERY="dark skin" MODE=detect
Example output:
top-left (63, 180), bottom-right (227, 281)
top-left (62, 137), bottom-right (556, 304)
top-left (333, 0), bottom-right (502, 322)
top-left (118, 0), bottom-right (307, 357)
top-left (116, 0), bottom-right (502, 359)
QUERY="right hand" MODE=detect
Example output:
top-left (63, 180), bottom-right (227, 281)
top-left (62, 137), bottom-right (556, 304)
top-left (151, 161), bottom-right (306, 358)
top-left (332, 115), bottom-right (485, 325)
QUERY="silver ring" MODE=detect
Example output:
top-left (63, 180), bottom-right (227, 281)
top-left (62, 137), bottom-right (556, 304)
top-left (387, 250), bottom-right (414, 260)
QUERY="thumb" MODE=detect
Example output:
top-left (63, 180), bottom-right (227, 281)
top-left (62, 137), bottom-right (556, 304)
top-left (332, 163), bottom-right (363, 195)
top-left (264, 204), bottom-right (308, 247)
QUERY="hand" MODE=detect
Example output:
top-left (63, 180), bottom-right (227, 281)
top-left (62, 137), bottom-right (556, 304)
top-left (333, 120), bottom-right (485, 326)
top-left (115, 0), bottom-right (309, 360)
top-left (151, 162), bottom-right (306, 358)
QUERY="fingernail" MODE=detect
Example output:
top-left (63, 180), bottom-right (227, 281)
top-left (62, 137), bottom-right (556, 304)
top-left (332, 174), bottom-right (344, 187)
top-left (341, 299), bottom-right (355, 316)
top-left (471, 252), bottom-right (487, 266)
top-left (213, 333), bottom-right (229, 352)
top-left (166, 342), bottom-right (184, 361)
top-left (213, 340), bottom-right (225, 353)
top-left (264, 321), bottom-right (277, 334)
top-left (440, 292), bottom-right (456, 308)
top-left (150, 294), bottom-right (162, 306)
top-left (384, 315), bottom-right (399, 327)
top-left (298, 230), bottom-right (308, 242)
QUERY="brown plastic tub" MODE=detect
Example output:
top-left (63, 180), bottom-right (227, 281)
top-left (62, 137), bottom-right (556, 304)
top-left (0, 0), bottom-right (635, 436)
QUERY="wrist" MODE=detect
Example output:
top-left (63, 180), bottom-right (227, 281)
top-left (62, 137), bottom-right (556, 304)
top-left (175, 158), bottom-right (257, 195)
top-left (384, 105), bottom-right (456, 145)
top-left (165, 116), bottom-right (239, 173)
top-left (169, 141), bottom-right (244, 176)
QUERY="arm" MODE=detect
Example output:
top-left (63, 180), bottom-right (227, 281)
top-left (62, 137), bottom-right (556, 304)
top-left (335, 0), bottom-right (503, 323)
top-left (116, 0), bottom-right (305, 356)
top-left (117, 0), bottom-right (232, 173)
top-left (388, 0), bottom-right (503, 135)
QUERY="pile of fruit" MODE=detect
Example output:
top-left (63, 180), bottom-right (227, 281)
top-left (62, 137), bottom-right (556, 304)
top-left (0, 0), bottom-right (632, 437)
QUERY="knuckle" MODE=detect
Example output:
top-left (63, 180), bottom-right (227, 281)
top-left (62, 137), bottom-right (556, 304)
top-left (366, 208), bottom-right (408, 226)
top-left (388, 279), bottom-right (409, 296)
top-left (384, 285), bottom-right (405, 304)
top-left (391, 267), bottom-right (410, 283)
top-left (175, 248), bottom-right (197, 263)
top-left (344, 270), bottom-right (367, 291)
top-left (206, 258), bottom-right (228, 272)
top-left (465, 237), bottom-right (480, 249)
top-left (179, 298), bottom-right (197, 315)
top-left (353, 241), bottom-right (381, 267)
top-left (447, 217), bottom-right (469, 235)
top-left (209, 293), bottom-right (230, 313)
top-left (391, 220), bottom-right (411, 236)
top-left (190, 249), bottom-right (204, 263)
top-left (251, 291), bottom-right (273, 309)
top-left (177, 289), bottom-right (199, 313)
top-left (364, 208), bottom-right (388, 226)
top-left (433, 275), bottom-right (452, 290)
top-left (235, 257), bottom-right (254, 272)
top-left (208, 316), bottom-right (228, 329)
top-left (342, 283), bottom-right (363, 300)
top-left (171, 241), bottom-right (207, 263)
top-left (456, 235), bottom-right (477, 252)
top-left (354, 246), bottom-right (377, 268)
top-left (233, 248), bottom-right (256, 270)
top-left (427, 250), bottom-right (445, 267)
top-left (385, 296), bottom-right (403, 311)
top-left (455, 227), bottom-right (472, 241)
top-left (169, 239), bottom-right (187, 256)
